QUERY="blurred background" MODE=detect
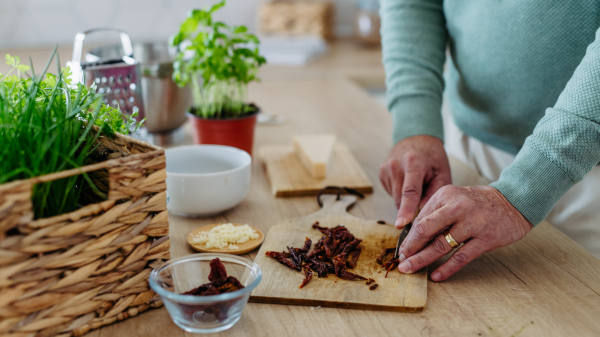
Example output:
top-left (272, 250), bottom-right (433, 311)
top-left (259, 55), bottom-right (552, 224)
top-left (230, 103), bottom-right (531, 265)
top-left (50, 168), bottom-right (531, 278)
top-left (0, 0), bottom-right (386, 146)
top-left (0, 0), bottom-right (375, 47)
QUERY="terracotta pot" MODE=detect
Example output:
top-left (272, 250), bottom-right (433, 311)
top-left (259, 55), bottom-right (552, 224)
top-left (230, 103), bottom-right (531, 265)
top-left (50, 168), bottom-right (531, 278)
top-left (186, 105), bottom-right (259, 155)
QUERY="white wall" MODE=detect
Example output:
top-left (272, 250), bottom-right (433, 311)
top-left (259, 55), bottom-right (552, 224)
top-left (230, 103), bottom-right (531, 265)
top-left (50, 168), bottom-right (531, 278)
top-left (0, 0), bottom-right (356, 48)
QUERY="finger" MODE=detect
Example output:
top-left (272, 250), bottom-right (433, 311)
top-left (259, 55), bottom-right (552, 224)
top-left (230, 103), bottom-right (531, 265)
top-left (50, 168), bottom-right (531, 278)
top-left (395, 167), bottom-right (425, 229)
top-left (430, 239), bottom-right (487, 282)
top-left (398, 227), bottom-right (468, 274)
top-left (389, 164), bottom-right (404, 210)
top-left (419, 171), bottom-right (452, 210)
top-left (400, 204), bottom-right (458, 260)
top-left (378, 164), bottom-right (392, 196)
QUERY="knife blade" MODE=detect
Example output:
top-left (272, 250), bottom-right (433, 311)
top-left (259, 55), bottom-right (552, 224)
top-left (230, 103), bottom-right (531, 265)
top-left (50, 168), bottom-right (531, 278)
top-left (393, 222), bottom-right (412, 260)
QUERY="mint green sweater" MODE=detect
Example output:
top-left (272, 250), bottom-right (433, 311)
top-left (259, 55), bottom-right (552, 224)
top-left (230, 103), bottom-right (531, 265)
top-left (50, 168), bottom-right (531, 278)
top-left (381, 0), bottom-right (600, 225)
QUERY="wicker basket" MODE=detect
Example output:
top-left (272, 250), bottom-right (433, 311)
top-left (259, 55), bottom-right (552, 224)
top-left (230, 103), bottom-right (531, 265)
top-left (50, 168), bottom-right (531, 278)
top-left (0, 132), bottom-right (169, 337)
top-left (259, 1), bottom-right (334, 40)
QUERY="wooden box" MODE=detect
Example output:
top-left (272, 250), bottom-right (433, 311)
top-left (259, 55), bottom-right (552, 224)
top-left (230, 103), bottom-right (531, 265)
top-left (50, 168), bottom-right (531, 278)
top-left (0, 132), bottom-right (169, 336)
top-left (259, 1), bottom-right (334, 40)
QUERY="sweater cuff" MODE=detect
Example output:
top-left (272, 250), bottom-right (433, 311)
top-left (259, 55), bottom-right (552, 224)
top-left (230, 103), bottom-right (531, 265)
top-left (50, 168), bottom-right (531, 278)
top-left (490, 146), bottom-right (574, 226)
top-left (390, 95), bottom-right (444, 145)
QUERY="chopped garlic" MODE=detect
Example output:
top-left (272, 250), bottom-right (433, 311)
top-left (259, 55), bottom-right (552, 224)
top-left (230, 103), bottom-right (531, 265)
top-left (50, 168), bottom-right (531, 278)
top-left (191, 223), bottom-right (259, 250)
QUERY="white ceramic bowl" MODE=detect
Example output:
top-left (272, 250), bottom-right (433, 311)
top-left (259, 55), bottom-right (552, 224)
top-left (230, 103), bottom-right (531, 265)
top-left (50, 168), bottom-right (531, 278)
top-left (165, 145), bottom-right (252, 216)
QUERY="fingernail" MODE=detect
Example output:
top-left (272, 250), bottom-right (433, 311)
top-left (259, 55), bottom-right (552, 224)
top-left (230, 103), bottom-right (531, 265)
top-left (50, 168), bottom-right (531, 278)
top-left (399, 253), bottom-right (406, 262)
top-left (431, 271), bottom-right (442, 281)
top-left (398, 260), bottom-right (412, 274)
top-left (395, 217), bottom-right (406, 229)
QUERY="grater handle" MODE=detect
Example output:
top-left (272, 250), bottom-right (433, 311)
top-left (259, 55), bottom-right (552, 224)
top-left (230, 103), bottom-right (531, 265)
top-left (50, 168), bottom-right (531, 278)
top-left (71, 28), bottom-right (134, 65)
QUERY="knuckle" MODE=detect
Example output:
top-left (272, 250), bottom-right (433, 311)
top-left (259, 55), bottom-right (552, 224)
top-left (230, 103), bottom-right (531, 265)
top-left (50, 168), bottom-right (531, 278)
top-left (403, 153), bottom-right (418, 166)
top-left (432, 238), bottom-right (447, 254)
top-left (452, 251), bottom-right (469, 265)
top-left (388, 159), bottom-right (402, 173)
top-left (438, 185), bottom-right (452, 197)
top-left (413, 222), bottom-right (429, 240)
top-left (401, 242), bottom-right (413, 257)
top-left (412, 252), bottom-right (426, 267)
top-left (402, 185), bottom-right (420, 196)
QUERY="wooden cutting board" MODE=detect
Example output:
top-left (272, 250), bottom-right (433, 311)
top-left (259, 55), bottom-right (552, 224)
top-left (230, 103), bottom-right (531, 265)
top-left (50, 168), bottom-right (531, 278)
top-left (250, 195), bottom-right (427, 312)
top-left (259, 142), bottom-right (373, 197)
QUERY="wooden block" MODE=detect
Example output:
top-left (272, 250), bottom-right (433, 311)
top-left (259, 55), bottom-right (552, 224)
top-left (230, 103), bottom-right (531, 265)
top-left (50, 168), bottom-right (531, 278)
top-left (251, 195), bottom-right (427, 312)
top-left (259, 142), bottom-right (373, 197)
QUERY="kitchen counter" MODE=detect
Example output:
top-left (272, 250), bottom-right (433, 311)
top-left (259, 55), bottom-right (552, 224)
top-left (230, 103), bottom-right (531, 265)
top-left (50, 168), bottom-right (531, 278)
top-left (88, 78), bottom-right (600, 336)
top-left (4, 42), bottom-right (600, 336)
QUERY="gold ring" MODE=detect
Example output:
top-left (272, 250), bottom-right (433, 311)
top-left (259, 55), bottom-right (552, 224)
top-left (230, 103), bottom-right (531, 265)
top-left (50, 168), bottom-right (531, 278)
top-left (443, 230), bottom-right (459, 249)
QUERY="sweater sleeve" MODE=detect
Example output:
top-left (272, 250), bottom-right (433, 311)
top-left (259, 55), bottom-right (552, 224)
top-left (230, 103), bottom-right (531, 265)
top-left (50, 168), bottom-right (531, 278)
top-left (490, 27), bottom-right (600, 226)
top-left (380, 0), bottom-right (448, 145)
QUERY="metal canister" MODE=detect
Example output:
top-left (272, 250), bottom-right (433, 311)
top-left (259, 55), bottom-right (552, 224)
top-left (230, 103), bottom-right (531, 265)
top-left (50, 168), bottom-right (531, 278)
top-left (85, 41), bottom-right (191, 145)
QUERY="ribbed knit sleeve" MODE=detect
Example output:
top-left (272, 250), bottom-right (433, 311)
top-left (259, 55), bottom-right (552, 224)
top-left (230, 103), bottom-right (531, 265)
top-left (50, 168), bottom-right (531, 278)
top-left (380, 0), bottom-right (448, 145)
top-left (491, 26), bottom-right (600, 226)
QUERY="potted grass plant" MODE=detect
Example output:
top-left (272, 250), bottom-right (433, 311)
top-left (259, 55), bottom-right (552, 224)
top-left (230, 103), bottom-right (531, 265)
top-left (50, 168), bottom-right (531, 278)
top-left (0, 50), bottom-right (143, 218)
top-left (171, 0), bottom-right (266, 155)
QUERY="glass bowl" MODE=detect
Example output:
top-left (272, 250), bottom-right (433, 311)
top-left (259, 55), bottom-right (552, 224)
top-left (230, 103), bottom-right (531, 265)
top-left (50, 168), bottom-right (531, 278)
top-left (149, 253), bottom-right (262, 334)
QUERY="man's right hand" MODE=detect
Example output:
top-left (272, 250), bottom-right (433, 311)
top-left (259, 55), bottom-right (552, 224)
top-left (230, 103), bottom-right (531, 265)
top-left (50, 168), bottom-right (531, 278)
top-left (379, 135), bottom-right (452, 229)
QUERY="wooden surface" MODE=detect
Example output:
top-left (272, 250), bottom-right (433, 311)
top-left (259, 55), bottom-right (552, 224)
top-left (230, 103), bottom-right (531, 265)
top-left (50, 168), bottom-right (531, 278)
top-left (260, 142), bottom-right (373, 196)
top-left (81, 78), bottom-right (600, 337)
top-left (251, 194), bottom-right (426, 311)
top-left (10, 42), bottom-right (600, 337)
top-left (186, 223), bottom-right (265, 255)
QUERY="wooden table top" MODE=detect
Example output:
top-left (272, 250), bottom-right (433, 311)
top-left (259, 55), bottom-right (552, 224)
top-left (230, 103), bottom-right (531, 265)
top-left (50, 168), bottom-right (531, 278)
top-left (87, 79), bottom-right (600, 337)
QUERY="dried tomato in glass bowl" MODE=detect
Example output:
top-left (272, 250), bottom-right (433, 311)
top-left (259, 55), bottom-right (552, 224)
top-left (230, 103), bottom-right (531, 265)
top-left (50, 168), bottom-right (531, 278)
top-left (150, 253), bottom-right (262, 333)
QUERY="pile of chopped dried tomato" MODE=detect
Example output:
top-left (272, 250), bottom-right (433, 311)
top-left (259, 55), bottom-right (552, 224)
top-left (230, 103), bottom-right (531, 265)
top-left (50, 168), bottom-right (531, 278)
top-left (183, 258), bottom-right (245, 296)
top-left (265, 222), bottom-right (368, 289)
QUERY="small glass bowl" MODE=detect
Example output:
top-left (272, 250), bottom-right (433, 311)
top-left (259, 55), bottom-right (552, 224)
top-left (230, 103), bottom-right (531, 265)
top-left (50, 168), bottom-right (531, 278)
top-left (149, 253), bottom-right (262, 334)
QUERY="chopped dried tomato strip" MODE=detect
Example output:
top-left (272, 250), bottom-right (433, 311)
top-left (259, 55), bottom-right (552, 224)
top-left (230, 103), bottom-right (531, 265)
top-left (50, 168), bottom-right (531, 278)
top-left (208, 257), bottom-right (228, 282)
top-left (376, 248), bottom-right (395, 265)
top-left (266, 251), bottom-right (302, 271)
top-left (346, 247), bottom-right (361, 269)
top-left (382, 257), bottom-right (400, 278)
top-left (300, 264), bottom-right (313, 288)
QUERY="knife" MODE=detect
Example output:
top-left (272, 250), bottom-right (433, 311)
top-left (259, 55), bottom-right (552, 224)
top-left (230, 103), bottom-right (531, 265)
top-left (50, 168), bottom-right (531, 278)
top-left (394, 222), bottom-right (412, 260)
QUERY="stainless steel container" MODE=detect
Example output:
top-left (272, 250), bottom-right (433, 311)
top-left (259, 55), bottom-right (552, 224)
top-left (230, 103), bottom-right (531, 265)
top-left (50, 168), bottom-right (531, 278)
top-left (87, 41), bottom-right (191, 145)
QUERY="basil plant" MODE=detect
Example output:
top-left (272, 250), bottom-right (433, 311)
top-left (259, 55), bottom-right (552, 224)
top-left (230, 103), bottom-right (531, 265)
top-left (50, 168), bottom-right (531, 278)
top-left (171, 0), bottom-right (266, 119)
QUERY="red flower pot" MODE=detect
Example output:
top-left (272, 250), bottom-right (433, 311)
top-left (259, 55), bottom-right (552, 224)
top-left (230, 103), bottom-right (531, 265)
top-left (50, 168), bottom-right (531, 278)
top-left (186, 106), bottom-right (259, 156)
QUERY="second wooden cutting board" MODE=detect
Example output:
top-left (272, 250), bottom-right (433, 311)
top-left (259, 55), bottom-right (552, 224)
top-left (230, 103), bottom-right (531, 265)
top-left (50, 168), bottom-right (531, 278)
top-left (250, 195), bottom-right (427, 312)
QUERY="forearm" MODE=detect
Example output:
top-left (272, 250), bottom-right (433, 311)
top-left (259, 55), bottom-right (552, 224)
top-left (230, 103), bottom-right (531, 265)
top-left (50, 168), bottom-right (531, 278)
top-left (380, 0), bottom-right (447, 144)
top-left (491, 27), bottom-right (600, 225)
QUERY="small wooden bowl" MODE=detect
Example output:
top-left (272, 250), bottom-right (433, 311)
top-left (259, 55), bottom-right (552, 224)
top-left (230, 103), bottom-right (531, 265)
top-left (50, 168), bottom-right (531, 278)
top-left (187, 223), bottom-right (265, 255)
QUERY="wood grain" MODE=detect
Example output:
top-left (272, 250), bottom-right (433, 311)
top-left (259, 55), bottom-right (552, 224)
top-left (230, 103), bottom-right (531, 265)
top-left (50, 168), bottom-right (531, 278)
top-left (186, 223), bottom-right (265, 255)
top-left (260, 142), bottom-right (373, 196)
top-left (82, 77), bottom-right (600, 337)
top-left (251, 194), bottom-right (426, 312)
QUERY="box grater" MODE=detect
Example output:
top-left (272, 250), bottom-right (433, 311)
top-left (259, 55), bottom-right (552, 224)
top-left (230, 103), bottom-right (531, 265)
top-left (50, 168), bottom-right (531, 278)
top-left (69, 28), bottom-right (145, 120)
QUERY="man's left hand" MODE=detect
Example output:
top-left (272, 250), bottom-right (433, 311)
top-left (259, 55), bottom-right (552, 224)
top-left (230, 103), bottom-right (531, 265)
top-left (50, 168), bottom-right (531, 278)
top-left (398, 185), bottom-right (533, 281)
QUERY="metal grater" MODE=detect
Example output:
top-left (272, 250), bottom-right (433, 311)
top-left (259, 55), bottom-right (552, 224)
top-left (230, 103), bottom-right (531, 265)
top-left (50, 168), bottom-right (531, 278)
top-left (69, 28), bottom-right (145, 121)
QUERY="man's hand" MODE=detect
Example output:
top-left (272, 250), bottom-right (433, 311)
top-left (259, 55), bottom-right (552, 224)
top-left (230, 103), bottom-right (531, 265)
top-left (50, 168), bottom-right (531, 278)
top-left (397, 185), bottom-right (533, 281)
top-left (379, 135), bottom-right (452, 228)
